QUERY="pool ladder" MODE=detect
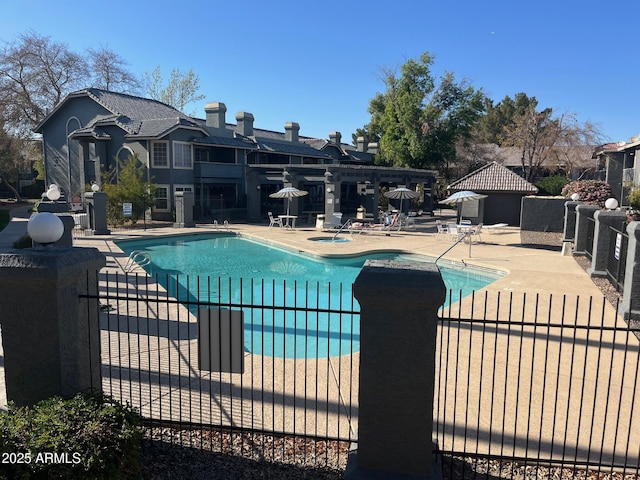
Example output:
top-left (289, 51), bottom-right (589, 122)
top-left (124, 250), bottom-right (151, 272)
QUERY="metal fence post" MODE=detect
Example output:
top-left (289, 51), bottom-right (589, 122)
top-left (0, 247), bottom-right (105, 407)
top-left (346, 259), bottom-right (445, 480)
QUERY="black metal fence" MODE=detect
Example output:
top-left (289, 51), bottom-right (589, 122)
top-left (86, 273), bottom-right (640, 477)
top-left (607, 224), bottom-right (629, 291)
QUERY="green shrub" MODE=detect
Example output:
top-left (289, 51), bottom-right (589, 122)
top-left (535, 174), bottom-right (569, 196)
top-left (0, 392), bottom-right (142, 479)
top-left (561, 180), bottom-right (613, 207)
top-left (627, 188), bottom-right (640, 210)
top-left (12, 234), bottom-right (32, 249)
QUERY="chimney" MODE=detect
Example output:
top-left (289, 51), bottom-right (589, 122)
top-left (236, 112), bottom-right (254, 137)
top-left (329, 131), bottom-right (342, 145)
top-left (204, 102), bottom-right (226, 129)
top-left (367, 142), bottom-right (379, 155)
top-left (357, 136), bottom-right (366, 152)
top-left (285, 122), bottom-right (300, 143)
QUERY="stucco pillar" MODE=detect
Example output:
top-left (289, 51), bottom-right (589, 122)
top-left (587, 210), bottom-right (628, 277)
top-left (174, 191), bottom-right (195, 228)
top-left (84, 191), bottom-right (110, 235)
top-left (0, 247), bottom-right (106, 407)
top-left (562, 201), bottom-right (581, 242)
top-left (573, 205), bottom-right (599, 256)
top-left (619, 221), bottom-right (640, 322)
top-left (346, 260), bottom-right (445, 480)
top-left (246, 172), bottom-right (261, 222)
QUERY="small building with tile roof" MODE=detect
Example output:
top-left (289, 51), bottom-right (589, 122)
top-left (447, 161), bottom-right (538, 226)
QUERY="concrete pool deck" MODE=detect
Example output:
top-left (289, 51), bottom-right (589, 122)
top-left (1, 209), bottom-right (639, 468)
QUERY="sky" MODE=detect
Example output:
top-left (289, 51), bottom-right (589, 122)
top-left (2, 0), bottom-right (639, 144)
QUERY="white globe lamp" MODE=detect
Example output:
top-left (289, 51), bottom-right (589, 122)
top-left (570, 193), bottom-right (580, 201)
top-left (91, 183), bottom-right (100, 192)
top-left (27, 212), bottom-right (64, 245)
top-left (46, 185), bottom-right (61, 201)
top-left (605, 198), bottom-right (618, 210)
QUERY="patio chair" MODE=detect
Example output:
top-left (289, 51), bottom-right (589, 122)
top-left (446, 223), bottom-right (464, 242)
top-left (268, 212), bottom-right (283, 228)
top-left (435, 220), bottom-right (448, 238)
top-left (470, 223), bottom-right (483, 243)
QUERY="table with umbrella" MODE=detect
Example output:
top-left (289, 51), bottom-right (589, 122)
top-left (384, 187), bottom-right (419, 230)
top-left (438, 190), bottom-right (488, 256)
top-left (438, 190), bottom-right (488, 222)
top-left (269, 186), bottom-right (308, 228)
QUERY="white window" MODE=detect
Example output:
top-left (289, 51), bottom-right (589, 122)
top-left (173, 142), bottom-right (193, 169)
top-left (174, 184), bottom-right (193, 193)
top-left (151, 142), bottom-right (168, 168)
top-left (154, 185), bottom-right (170, 211)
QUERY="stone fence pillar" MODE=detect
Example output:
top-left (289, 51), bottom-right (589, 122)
top-left (346, 260), bottom-right (445, 480)
top-left (573, 205), bottom-right (599, 256)
top-left (84, 191), bottom-right (110, 235)
top-left (587, 210), bottom-right (628, 277)
top-left (563, 200), bottom-right (581, 242)
top-left (0, 247), bottom-right (106, 407)
top-left (174, 190), bottom-right (195, 228)
top-left (619, 221), bottom-right (640, 323)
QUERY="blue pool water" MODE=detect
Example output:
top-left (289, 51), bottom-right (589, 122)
top-left (116, 233), bottom-right (501, 358)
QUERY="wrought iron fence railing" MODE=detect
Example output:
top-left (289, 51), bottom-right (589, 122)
top-left (84, 273), bottom-right (640, 477)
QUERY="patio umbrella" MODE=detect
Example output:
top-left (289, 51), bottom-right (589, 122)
top-left (439, 190), bottom-right (488, 222)
top-left (438, 190), bottom-right (488, 205)
top-left (439, 190), bottom-right (488, 256)
top-left (269, 186), bottom-right (309, 216)
top-left (384, 187), bottom-right (419, 213)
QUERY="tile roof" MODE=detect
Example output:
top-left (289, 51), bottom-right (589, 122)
top-left (448, 161), bottom-right (538, 193)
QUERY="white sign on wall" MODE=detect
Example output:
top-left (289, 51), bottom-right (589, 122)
top-left (615, 233), bottom-right (622, 261)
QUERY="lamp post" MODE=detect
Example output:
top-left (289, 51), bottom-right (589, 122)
top-left (27, 212), bottom-right (64, 247)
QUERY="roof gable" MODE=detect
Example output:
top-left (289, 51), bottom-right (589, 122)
top-left (35, 88), bottom-right (205, 137)
top-left (448, 161), bottom-right (538, 193)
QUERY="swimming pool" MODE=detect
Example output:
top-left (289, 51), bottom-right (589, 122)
top-left (116, 233), bottom-right (501, 358)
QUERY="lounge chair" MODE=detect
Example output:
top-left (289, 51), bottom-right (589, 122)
top-left (369, 213), bottom-right (400, 233)
top-left (322, 212), bottom-right (344, 231)
top-left (268, 212), bottom-right (283, 228)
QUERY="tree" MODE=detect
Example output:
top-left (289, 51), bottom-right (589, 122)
top-left (502, 106), bottom-right (602, 182)
top-left (87, 46), bottom-right (141, 94)
top-left (0, 32), bottom-right (139, 138)
top-left (474, 93), bottom-right (538, 145)
top-left (101, 154), bottom-right (156, 226)
top-left (0, 31), bottom-right (88, 137)
top-left (367, 51), bottom-right (485, 178)
top-left (0, 120), bottom-right (24, 200)
top-left (144, 66), bottom-right (205, 115)
top-left (351, 127), bottom-right (379, 147)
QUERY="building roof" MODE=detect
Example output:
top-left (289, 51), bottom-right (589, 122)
top-left (35, 88), bottom-right (206, 138)
top-left (448, 161), bottom-right (538, 193)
